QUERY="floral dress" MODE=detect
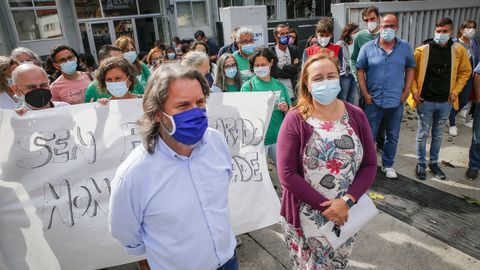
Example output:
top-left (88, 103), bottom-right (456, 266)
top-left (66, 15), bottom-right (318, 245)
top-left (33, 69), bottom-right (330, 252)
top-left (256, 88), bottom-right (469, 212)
top-left (283, 112), bottom-right (364, 270)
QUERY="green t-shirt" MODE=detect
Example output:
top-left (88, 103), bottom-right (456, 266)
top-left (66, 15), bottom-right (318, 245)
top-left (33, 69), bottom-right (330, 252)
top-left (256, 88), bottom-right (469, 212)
top-left (225, 84), bottom-right (240, 92)
top-left (240, 76), bottom-right (292, 145)
top-left (233, 51), bottom-right (254, 82)
top-left (84, 80), bottom-right (145, 102)
top-left (349, 29), bottom-right (379, 80)
top-left (138, 63), bottom-right (151, 88)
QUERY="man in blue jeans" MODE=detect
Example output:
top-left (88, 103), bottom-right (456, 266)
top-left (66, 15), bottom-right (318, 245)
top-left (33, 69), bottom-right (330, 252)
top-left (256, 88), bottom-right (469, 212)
top-left (411, 18), bottom-right (471, 180)
top-left (467, 64), bottom-right (480, 180)
top-left (357, 13), bottom-right (415, 179)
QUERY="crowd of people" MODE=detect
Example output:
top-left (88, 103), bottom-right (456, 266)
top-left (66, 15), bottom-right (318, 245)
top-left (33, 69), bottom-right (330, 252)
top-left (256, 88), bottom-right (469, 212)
top-left (0, 5), bottom-right (479, 270)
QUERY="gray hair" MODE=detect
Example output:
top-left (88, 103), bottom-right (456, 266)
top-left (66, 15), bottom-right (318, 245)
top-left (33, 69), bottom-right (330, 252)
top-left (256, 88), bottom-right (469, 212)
top-left (236, 27), bottom-right (254, 41)
top-left (139, 63), bottom-right (210, 154)
top-left (11, 63), bottom-right (48, 85)
top-left (214, 53), bottom-right (242, 92)
top-left (180, 51), bottom-right (209, 69)
top-left (11, 47), bottom-right (42, 66)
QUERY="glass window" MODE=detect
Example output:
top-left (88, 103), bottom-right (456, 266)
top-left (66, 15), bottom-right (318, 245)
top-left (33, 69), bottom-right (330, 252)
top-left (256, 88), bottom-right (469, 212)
top-left (135, 17), bottom-right (156, 52)
top-left (155, 17), bottom-right (171, 45)
top-left (79, 23), bottom-right (92, 55)
top-left (177, 2), bottom-right (193, 27)
top-left (33, 0), bottom-right (56, 6)
top-left (8, 0), bottom-right (33, 7)
top-left (74, 0), bottom-right (102, 19)
top-left (255, 0), bottom-right (276, 20)
top-left (37, 10), bottom-right (62, 39)
top-left (114, 19), bottom-right (135, 42)
top-left (287, 1), bottom-right (311, 19)
top-left (192, 2), bottom-right (207, 25)
top-left (138, 0), bottom-right (161, 14)
top-left (12, 9), bottom-right (63, 41)
top-left (219, 0), bottom-right (243, 7)
top-left (101, 0), bottom-right (138, 17)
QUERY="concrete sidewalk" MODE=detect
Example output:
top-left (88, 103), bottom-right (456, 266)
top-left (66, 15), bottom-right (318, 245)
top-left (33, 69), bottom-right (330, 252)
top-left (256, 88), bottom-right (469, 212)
top-left (237, 106), bottom-right (479, 270)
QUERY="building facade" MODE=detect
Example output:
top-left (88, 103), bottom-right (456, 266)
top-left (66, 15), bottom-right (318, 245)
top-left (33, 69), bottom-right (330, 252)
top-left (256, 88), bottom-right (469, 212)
top-left (0, 0), bottom-right (411, 60)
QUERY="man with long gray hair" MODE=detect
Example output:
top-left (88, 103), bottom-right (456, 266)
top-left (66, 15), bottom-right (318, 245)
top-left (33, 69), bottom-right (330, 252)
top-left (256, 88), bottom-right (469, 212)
top-left (108, 63), bottom-right (238, 270)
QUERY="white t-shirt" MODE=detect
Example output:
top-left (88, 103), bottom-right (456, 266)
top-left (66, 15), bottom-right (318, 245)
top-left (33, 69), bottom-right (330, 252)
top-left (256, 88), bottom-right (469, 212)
top-left (0, 91), bottom-right (18, 110)
top-left (275, 46), bottom-right (294, 99)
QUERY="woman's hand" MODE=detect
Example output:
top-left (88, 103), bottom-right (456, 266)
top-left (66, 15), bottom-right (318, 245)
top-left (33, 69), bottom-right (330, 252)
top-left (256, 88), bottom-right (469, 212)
top-left (321, 199), bottom-right (349, 226)
top-left (278, 102), bottom-right (288, 112)
top-left (14, 106), bottom-right (27, 116)
top-left (97, 98), bottom-right (110, 105)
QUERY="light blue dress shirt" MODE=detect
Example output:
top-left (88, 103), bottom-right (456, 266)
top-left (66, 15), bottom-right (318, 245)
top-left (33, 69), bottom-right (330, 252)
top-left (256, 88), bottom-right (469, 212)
top-left (108, 128), bottom-right (236, 270)
top-left (356, 37), bottom-right (416, 108)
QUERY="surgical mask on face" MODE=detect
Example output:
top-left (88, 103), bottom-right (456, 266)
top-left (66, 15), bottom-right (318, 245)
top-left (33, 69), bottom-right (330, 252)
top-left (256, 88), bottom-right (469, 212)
top-left (162, 108), bottom-right (208, 145)
top-left (106, 81), bottom-right (129, 97)
top-left (317, 36), bottom-right (331, 47)
top-left (380, 28), bottom-right (396, 42)
top-left (254, 66), bottom-right (270, 78)
top-left (311, 79), bottom-right (341, 105)
top-left (434, 33), bottom-right (451, 45)
top-left (60, 60), bottom-right (77, 75)
top-left (367, 21), bottom-right (378, 32)
top-left (242, 44), bottom-right (256, 55)
top-left (123, 51), bottom-right (137, 63)
top-left (167, 53), bottom-right (176, 60)
top-left (225, 67), bottom-right (238, 79)
top-left (6, 78), bottom-right (13, 87)
top-left (279, 36), bottom-right (290, 45)
top-left (464, 28), bottom-right (476, 38)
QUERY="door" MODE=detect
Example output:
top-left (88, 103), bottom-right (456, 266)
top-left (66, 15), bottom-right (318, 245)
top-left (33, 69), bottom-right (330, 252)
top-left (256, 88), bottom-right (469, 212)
top-left (87, 21), bottom-right (114, 62)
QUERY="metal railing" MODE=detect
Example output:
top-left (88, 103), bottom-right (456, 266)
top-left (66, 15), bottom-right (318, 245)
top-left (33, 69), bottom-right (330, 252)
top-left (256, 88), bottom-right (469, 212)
top-left (331, 0), bottom-right (480, 49)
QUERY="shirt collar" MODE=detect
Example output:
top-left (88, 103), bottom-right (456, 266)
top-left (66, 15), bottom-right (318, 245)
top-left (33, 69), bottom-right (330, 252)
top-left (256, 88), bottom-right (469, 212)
top-left (155, 134), bottom-right (207, 160)
top-left (374, 36), bottom-right (399, 50)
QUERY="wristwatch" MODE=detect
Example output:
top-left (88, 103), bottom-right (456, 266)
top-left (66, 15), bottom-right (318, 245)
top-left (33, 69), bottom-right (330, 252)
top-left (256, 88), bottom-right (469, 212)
top-left (341, 195), bottom-right (355, 209)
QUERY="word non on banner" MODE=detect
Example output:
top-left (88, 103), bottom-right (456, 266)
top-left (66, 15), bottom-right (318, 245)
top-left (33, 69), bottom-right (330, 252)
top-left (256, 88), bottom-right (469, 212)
top-left (0, 92), bottom-right (280, 270)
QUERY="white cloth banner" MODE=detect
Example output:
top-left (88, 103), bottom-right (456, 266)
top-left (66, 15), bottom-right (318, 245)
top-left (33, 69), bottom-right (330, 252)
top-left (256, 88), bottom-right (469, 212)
top-left (0, 92), bottom-right (280, 270)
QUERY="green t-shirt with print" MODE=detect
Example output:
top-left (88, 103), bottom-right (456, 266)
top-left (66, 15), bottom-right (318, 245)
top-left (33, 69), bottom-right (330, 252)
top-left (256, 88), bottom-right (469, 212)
top-left (233, 51), bottom-right (254, 82)
top-left (240, 76), bottom-right (292, 145)
top-left (84, 80), bottom-right (145, 102)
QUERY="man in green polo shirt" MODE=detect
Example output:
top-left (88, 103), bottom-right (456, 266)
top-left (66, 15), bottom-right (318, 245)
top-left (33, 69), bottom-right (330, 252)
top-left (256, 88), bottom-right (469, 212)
top-left (233, 27), bottom-right (256, 82)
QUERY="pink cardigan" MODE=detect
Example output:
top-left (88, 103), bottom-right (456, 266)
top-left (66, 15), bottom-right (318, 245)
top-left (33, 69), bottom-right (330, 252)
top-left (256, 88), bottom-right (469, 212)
top-left (276, 101), bottom-right (377, 227)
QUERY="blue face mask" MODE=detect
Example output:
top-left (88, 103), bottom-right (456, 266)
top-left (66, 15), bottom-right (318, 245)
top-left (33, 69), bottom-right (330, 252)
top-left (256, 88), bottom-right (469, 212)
top-left (311, 79), bottom-right (341, 105)
top-left (60, 60), bottom-right (77, 75)
top-left (106, 81), bottom-right (129, 97)
top-left (225, 67), bottom-right (237, 79)
top-left (163, 108), bottom-right (208, 145)
top-left (123, 51), bottom-right (137, 63)
top-left (242, 44), bottom-right (256, 55)
top-left (434, 33), bottom-right (451, 45)
top-left (381, 28), bottom-right (396, 42)
top-left (279, 36), bottom-right (290, 45)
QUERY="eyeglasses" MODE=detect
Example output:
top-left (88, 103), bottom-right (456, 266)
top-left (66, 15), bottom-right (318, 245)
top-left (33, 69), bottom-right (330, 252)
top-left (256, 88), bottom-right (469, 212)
top-left (56, 55), bottom-right (76, 64)
top-left (238, 39), bottom-right (254, 45)
top-left (381, 24), bottom-right (397, 28)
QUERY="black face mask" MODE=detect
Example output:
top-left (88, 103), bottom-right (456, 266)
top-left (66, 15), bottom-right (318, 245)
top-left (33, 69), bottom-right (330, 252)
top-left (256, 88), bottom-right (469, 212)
top-left (25, 88), bottom-right (52, 108)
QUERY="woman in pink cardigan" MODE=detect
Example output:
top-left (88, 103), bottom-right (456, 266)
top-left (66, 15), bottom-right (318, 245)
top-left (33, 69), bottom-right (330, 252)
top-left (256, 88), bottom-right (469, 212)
top-left (277, 53), bottom-right (377, 269)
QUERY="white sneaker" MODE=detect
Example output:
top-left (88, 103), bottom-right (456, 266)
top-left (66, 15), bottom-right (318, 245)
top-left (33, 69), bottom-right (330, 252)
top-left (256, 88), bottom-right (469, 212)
top-left (465, 120), bottom-right (473, 128)
top-left (382, 167), bottom-right (398, 179)
top-left (449, 126), bottom-right (458, 136)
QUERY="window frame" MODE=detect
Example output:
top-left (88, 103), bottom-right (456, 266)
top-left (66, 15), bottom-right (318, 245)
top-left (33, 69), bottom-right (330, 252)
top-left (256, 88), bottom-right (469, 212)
top-left (175, 0), bottom-right (210, 28)
top-left (8, 0), bottom-right (65, 43)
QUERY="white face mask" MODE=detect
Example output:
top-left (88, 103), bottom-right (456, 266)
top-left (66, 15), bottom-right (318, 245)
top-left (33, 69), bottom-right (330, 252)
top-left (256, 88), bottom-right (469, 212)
top-left (20, 61), bottom-right (34, 66)
top-left (254, 66), bottom-right (270, 78)
top-left (106, 81), bottom-right (129, 97)
top-left (367, 21), bottom-right (378, 32)
top-left (317, 36), bottom-right (331, 47)
top-left (464, 28), bottom-right (476, 38)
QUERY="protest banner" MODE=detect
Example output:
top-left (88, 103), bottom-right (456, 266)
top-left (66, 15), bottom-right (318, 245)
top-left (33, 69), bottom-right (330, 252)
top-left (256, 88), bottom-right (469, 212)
top-left (0, 92), bottom-right (280, 270)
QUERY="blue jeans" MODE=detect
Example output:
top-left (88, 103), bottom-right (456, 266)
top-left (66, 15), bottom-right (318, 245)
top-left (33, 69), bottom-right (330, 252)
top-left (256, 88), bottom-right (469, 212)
top-left (364, 103), bottom-right (404, 167)
top-left (416, 101), bottom-right (452, 164)
top-left (469, 102), bottom-right (480, 170)
top-left (339, 74), bottom-right (357, 104)
top-left (449, 77), bottom-right (473, 127)
top-left (217, 252), bottom-right (239, 270)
